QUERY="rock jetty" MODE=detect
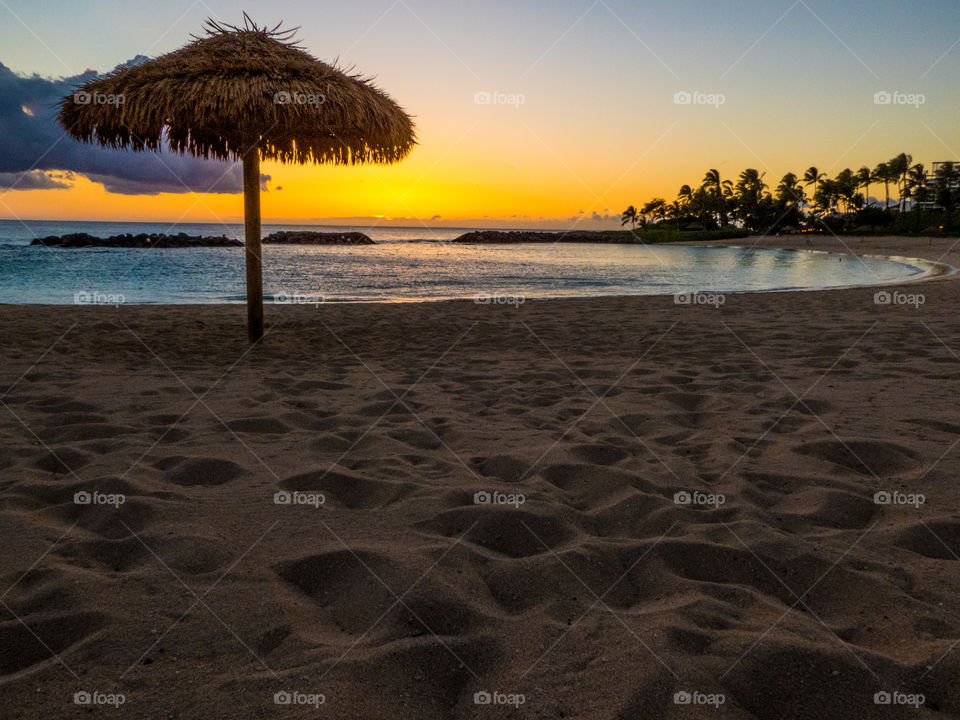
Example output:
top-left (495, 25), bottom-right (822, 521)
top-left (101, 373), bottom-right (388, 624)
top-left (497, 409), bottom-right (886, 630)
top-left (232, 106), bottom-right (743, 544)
top-left (452, 230), bottom-right (635, 244)
top-left (31, 233), bottom-right (242, 248)
top-left (262, 231), bottom-right (374, 245)
top-left (31, 230), bottom-right (376, 247)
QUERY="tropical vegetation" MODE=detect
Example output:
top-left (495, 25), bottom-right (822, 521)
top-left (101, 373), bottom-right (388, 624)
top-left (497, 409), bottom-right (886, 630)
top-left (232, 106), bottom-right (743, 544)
top-left (622, 153), bottom-right (960, 235)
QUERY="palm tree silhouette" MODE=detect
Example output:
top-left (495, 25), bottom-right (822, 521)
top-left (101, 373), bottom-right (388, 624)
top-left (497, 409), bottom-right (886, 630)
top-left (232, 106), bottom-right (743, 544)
top-left (802, 167), bottom-right (825, 214)
top-left (888, 153), bottom-right (912, 211)
top-left (625, 153), bottom-right (940, 233)
top-left (872, 163), bottom-right (892, 209)
top-left (776, 172), bottom-right (803, 207)
top-left (856, 167), bottom-right (872, 207)
top-left (702, 169), bottom-right (732, 226)
top-left (621, 205), bottom-right (638, 229)
top-left (907, 163), bottom-right (928, 229)
top-left (642, 198), bottom-right (668, 224)
top-left (836, 169), bottom-right (857, 213)
top-left (666, 200), bottom-right (683, 228)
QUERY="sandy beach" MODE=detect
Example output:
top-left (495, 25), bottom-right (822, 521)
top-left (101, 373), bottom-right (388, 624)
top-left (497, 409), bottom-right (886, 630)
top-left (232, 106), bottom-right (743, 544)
top-left (2, 235), bottom-right (960, 718)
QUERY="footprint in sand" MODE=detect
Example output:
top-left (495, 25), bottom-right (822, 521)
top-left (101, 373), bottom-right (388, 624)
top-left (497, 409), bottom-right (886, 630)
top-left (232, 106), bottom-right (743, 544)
top-left (469, 455), bottom-right (530, 482)
top-left (569, 443), bottom-right (630, 466)
top-left (793, 439), bottom-right (921, 476)
top-left (421, 506), bottom-right (577, 558)
top-left (0, 611), bottom-right (107, 677)
top-left (274, 549), bottom-right (485, 641)
top-left (891, 521), bottom-right (960, 561)
top-left (226, 417), bottom-right (290, 434)
top-left (154, 456), bottom-right (247, 486)
top-left (32, 447), bottom-right (91, 474)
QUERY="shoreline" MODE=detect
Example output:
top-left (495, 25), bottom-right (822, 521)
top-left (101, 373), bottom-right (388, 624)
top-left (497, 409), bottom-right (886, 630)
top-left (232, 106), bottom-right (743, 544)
top-left (1, 237), bottom-right (956, 307)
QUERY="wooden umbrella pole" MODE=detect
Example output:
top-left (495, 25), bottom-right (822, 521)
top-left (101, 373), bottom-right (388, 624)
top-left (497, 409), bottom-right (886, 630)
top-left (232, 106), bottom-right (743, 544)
top-left (243, 147), bottom-right (264, 342)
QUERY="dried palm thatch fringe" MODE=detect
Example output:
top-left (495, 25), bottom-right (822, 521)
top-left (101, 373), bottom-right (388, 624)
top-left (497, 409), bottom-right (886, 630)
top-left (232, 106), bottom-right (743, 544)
top-left (58, 14), bottom-right (416, 164)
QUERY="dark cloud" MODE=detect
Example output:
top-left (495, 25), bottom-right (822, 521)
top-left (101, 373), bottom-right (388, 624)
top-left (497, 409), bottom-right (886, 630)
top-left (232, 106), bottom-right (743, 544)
top-left (0, 58), bottom-right (268, 195)
top-left (0, 169), bottom-right (74, 189)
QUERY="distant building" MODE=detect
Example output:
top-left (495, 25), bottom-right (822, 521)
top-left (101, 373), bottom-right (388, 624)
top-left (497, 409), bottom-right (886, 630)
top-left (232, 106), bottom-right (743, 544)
top-left (920, 161), bottom-right (959, 210)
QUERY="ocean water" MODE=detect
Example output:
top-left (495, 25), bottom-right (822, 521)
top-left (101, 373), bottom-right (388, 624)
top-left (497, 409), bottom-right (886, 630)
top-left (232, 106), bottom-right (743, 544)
top-left (0, 220), bottom-right (933, 304)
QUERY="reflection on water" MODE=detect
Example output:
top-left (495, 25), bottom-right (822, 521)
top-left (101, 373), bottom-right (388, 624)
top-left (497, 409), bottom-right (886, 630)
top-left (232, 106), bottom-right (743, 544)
top-left (0, 241), bottom-right (928, 305)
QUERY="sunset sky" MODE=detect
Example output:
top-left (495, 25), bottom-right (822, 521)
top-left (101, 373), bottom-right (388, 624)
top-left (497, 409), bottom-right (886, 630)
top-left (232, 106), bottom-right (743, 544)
top-left (1, 0), bottom-right (959, 229)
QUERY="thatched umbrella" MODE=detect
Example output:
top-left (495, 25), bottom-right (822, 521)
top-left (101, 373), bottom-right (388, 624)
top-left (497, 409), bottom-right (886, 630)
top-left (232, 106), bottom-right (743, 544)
top-left (59, 15), bottom-right (415, 342)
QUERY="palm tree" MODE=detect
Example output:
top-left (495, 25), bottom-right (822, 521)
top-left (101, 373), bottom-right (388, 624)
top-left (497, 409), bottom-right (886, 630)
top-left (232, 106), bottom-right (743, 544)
top-left (702, 169), bottom-right (732, 226)
top-left (677, 184), bottom-right (693, 209)
top-left (776, 172), bottom-right (803, 206)
top-left (907, 163), bottom-right (928, 230)
top-left (666, 200), bottom-right (683, 229)
top-left (802, 167), bottom-right (825, 215)
top-left (621, 205), bottom-right (638, 229)
top-left (888, 153), bottom-right (912, 211)
top-left (736, 168), bottom-right (767, 195)
top-left (773, 172), bottom-right (803, 228)
top-left (814, 179), bottom-right (839, 216)
top-left (734, 168), bottom-right (768, 228)
top-left (856, 166), bottom-right (872, 207)
top-left (642, 198), bottom-right (668, 224)
top-left (872, 162), bottom-right (892, 209)
top-left (690, 186), bottom-right (713, 226)
top-left (835, 169), bottom-right (857, 213)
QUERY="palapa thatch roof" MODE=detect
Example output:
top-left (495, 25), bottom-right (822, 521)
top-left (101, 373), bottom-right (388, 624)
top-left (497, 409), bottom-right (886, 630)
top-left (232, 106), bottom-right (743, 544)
top-left (58, 15), bottom-right (416, 165)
